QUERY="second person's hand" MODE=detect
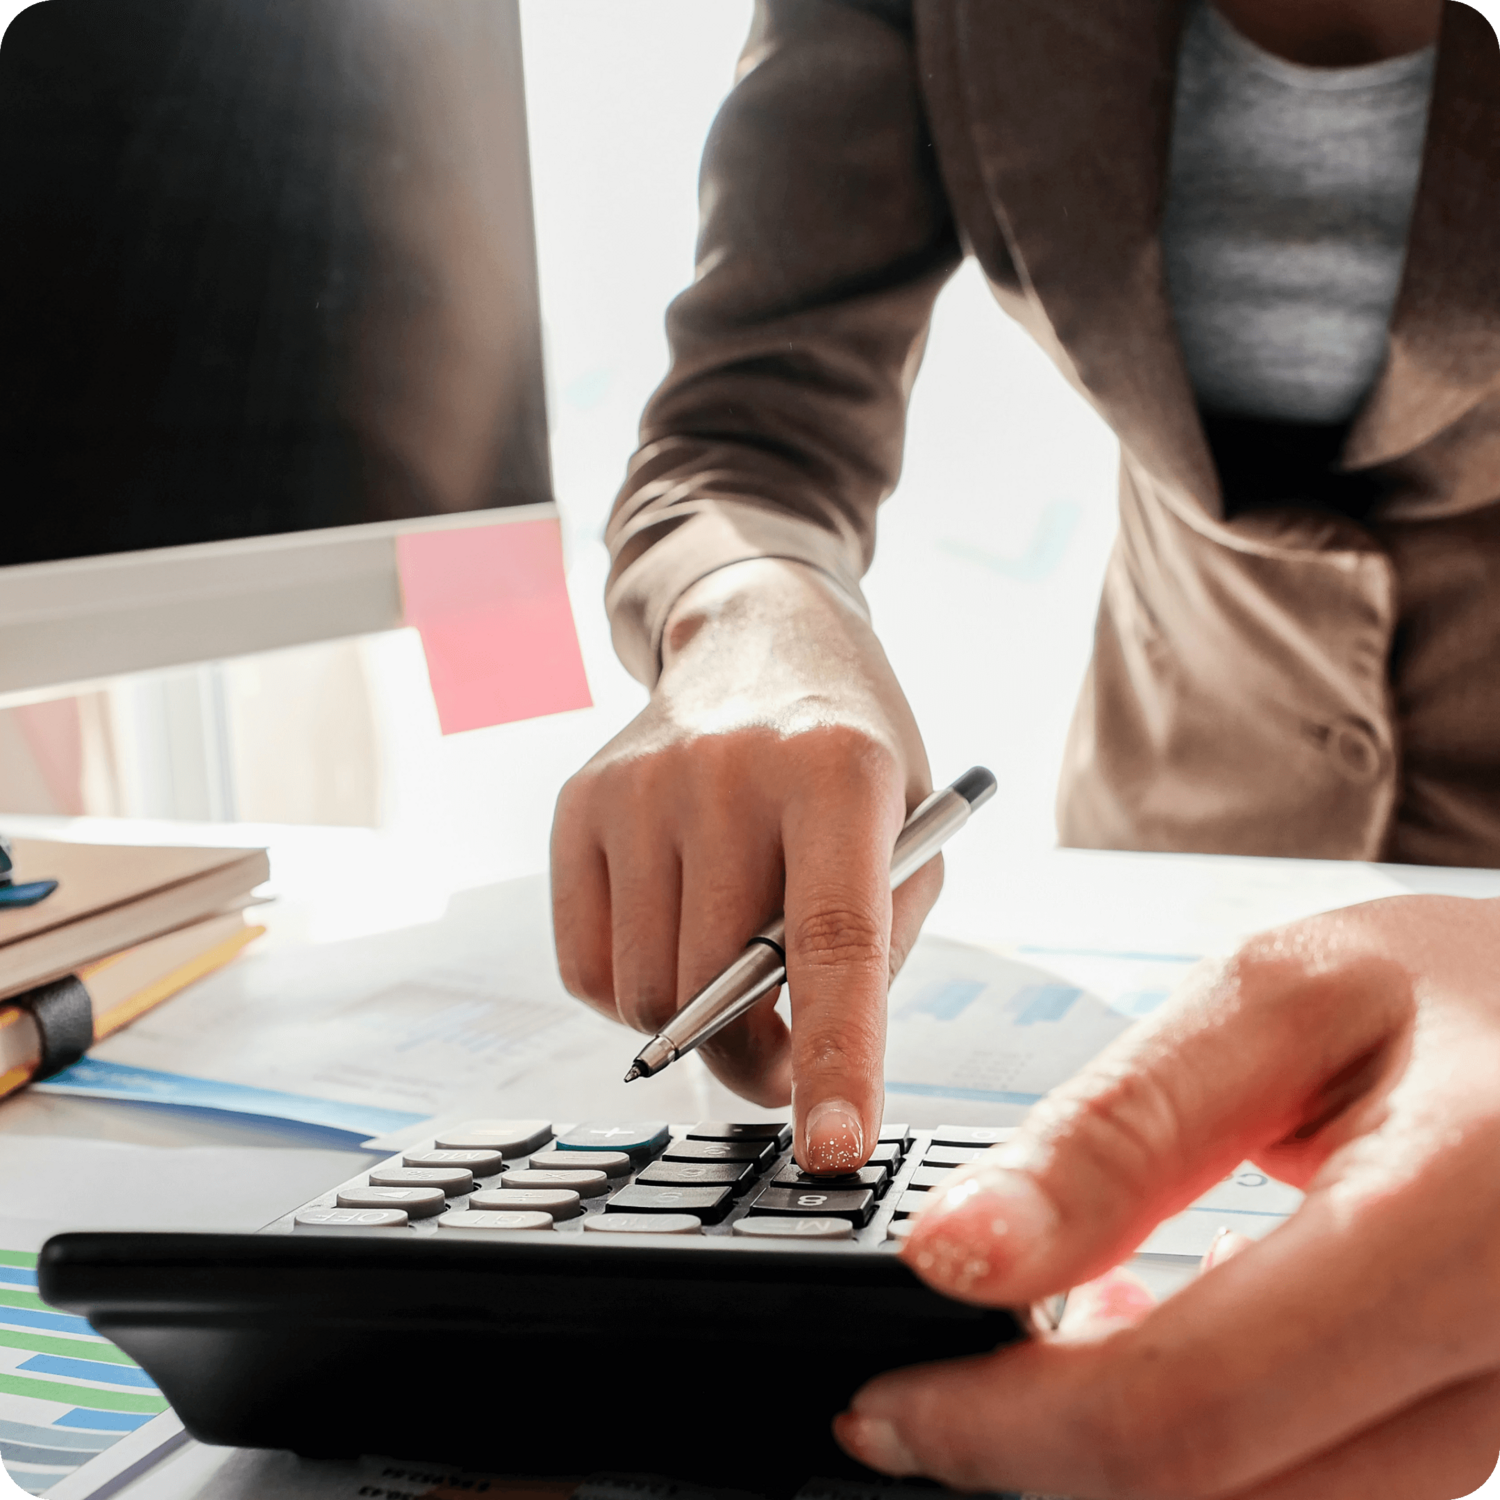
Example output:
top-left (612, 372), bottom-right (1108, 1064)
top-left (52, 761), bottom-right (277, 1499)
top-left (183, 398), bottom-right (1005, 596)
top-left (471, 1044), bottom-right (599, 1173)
top-left (551, 558), bottom-right (939, 1173)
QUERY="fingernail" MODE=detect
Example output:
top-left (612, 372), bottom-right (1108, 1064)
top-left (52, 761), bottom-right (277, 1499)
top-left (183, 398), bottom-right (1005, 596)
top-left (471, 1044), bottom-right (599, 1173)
top-left (833, 1414), bottom-right (920, 1476)
top-left (1202, 1228), bottom-right (1253, 1271)
top-left (804, 1098), bottom-right (864, 1173)
top-left (903, 1165), bottom-right (1055, 1297)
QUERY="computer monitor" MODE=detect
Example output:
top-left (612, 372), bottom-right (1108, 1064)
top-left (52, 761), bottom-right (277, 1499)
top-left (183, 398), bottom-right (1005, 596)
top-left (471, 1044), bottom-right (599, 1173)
top-left (0, 0), bottom-right (551, 696)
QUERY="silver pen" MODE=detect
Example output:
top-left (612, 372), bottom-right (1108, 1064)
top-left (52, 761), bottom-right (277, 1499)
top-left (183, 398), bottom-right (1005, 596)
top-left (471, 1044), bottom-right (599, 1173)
top-left (624, 767), bottom-right (997, 1083)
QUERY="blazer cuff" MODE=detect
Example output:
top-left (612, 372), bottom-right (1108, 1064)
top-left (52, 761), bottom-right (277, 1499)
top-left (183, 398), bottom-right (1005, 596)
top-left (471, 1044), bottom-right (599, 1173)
top-left (605, 499), bottom-right (870, 686)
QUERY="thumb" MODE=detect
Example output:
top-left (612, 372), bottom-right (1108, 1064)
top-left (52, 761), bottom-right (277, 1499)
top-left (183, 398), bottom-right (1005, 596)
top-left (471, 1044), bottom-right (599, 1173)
top-left (902, 947), bottom-right (1413, 1304)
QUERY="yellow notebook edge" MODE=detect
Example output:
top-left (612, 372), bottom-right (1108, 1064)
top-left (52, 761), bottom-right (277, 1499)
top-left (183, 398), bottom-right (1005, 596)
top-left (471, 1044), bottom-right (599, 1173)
top-left (0, 922), bottom-right (265, 1101)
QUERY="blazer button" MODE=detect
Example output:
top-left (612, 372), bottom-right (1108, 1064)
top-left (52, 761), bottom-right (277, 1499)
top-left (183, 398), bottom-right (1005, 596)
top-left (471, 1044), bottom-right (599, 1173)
top-left (1331, 721), bottom-right (1382, 784)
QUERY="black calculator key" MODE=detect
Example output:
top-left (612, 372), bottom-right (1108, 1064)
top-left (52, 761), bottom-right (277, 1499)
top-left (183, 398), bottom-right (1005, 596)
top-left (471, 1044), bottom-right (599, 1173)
top-left (749, 1185), bottom-right (875, 1226)
top-left (605, 1185), bottom-right (734, 1224)
top-left (661, 1138), bottom-right (773, 1167)
top-left (877, 1123), bottom-right (913, 1149)
top-left (867, 1142), bottom-right (903, 1168)
top-left (921, 1145), bottom-right (984, 1168)
top-left (686, 1121), bottom-right (792, 1148)
top-left (554, 1122), bottom-right (670, 1159)
top-left (635, 1161), bottom-right (756, 1191)
top-left (930, 1125), bottom-right (1015, 1147)
top-left (774, 1163), bottom-right (889, 1193)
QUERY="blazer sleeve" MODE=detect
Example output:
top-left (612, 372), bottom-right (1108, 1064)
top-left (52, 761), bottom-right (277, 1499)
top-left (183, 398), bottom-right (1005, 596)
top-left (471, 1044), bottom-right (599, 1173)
top-left (603, 0), bottom-right (963, 684)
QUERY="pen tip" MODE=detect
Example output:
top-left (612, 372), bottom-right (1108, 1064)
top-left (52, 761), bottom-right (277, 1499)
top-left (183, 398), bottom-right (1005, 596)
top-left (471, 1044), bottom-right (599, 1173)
top-left (623, 1066), bottom-right (641, 1084)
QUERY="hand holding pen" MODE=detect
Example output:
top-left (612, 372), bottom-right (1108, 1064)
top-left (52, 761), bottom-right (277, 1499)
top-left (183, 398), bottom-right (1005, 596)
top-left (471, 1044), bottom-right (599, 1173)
top-left (551, 561), bottom-right (962, 1175)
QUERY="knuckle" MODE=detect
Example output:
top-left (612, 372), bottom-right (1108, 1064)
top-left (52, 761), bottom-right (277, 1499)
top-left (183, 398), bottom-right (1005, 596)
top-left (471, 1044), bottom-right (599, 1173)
top-left (1046, 1057), bottom-right (1188, 1195)
top-left (791, 903), bottom-right (888, 973)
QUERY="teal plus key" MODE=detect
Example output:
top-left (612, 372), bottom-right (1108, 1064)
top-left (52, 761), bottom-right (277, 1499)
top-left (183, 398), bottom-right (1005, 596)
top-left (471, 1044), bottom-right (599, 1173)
top-left (554, 1121), bottom-right (670, 1159)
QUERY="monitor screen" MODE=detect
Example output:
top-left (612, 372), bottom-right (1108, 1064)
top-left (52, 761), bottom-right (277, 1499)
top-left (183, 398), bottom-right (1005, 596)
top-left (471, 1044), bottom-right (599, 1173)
top-left (0, 0), bottom-right (551, 570)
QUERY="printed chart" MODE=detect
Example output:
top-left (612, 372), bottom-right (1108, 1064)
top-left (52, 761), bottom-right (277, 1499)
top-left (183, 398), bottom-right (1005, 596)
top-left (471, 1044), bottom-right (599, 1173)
top-left (0, 1248), bottom-right (167, 1495)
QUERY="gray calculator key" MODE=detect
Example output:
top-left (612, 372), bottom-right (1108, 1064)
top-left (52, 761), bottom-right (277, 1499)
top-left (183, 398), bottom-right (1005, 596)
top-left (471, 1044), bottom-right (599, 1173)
top-left (336, 1186), bottom-right (447, 1219)
top-left (368, 1165), bottom-right (474, 1195)
top-left (554, 1121), bottom-right (670, 1158)
top-left (432, 1120), bottom-right (552, 1156)
top-left (469, 1187), bottom-right (581, 1220)
top-left (295, 1207), bottom-right (408, 1231)
top-left (910, 1166), bottom-right (964, 1190)
top-left (528, 1147), bottom-right (631, 1177)
top-left (686, 1121), bottom-right (792, 1147)
top-left (499, 1169), bottom-right (608, 1198)
top-left (583, 1213), bottom-right (702, 1235)
top-left (931, 1125), bottom-right (1015, 1147)
top-left (878, 1123), bottom-right (913, 1147)
top-left (749, 1186), bottom-right (875, 1226)
top-left (773, 1163), bottom-right (889, 1193)
top-left (635, 1161), bottom-right (755, 1191)
top-left (921, 1145), bottom-right (984, 1168)
top-left (887, 1218), bottom-right (917, 1241)
top-left (892, 1189), bottom-right (932, 1217)
top-left (403, 1148), bottom-right (505, 1177)
top-left (605, 1184), bottom-right (733, 1223)
top-left (733, 1216), bottom-right (853, 1240)
top-left (437, 1210), bottom-right (553, 1232)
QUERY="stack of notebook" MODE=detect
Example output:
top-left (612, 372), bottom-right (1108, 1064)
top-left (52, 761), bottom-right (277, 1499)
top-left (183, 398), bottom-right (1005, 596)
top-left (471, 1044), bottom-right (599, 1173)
top-left (0, 840), bottom-right (269, 1101)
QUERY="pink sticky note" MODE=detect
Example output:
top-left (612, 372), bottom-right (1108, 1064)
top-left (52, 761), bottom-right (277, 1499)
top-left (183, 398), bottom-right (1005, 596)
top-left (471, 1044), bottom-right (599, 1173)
top-left (396, 517), bottom-right (592, 735)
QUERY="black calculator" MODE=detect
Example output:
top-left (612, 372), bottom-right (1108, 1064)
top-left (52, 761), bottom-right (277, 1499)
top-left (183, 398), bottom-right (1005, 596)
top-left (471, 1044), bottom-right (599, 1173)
top-left (38, 1118), bottom-right (1032, 1493)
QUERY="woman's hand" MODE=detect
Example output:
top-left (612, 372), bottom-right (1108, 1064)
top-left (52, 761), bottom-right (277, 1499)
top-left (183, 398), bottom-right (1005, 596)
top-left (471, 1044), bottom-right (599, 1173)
top-left (837, 894), bottom-right (1500, 1498)
top-left (551, 558), bottom-right (938, 1173)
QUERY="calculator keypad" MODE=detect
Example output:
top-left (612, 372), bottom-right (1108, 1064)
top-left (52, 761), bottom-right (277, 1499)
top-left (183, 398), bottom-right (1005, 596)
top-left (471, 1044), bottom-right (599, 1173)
top-left (272, 1117), bottom-right (1006, 1248)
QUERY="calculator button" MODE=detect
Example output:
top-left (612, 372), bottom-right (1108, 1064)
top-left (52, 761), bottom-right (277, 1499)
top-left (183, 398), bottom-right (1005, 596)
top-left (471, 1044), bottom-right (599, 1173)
top-left (468, 1188), bottom-right (581, 1219)
top-left (661, 1138), bottom-right (773, 1167)
top-left (775, 1163), bottom-right (889, 1193)
top-left (878, 1123), bottom-right (914, 1148)
top-left (605, 1184), bottom-right (734, 1224)
top-left (583, 1213), bottom-right (702, 1235)
top-left (635, 1161), bottom-right (756, 1191)
top-left (921, 1145), bottom-right (984, 1168)
top-left (887, 1218), bottom-right (917, 1242)
top-left (437, 1210), bottom-right (553, 1232)
top-left (733, 1217), bottom-right (853, 1240)
top-left (499, 1169), bottom-right (609, 1198)
top-left (295, 1207), bottom-right (408, 1231)
top-left (336, 1186), bottom-right (447, 1219)
top-left (555, 1122), bottom-right (671, 1159)
top-left (433, 1120), bottom-right (552, 1156)
top-left (403, 1149), bottom-right (505, 1177)
top-left (911, 1166), bottom-right (964, 1190)
top-left (749, 1186), bottom-right (875, 1226)
top-left (930, 1125), bottom-right (1015, 1147)
top-left (528, 1148), bottom-right (632, 1178)
top-left (368, 1165), bottom-right (475, 1195)
top-left (892, 1190), bottom-right (932, 1217)
top-left (867, 1142), bottom-right (904, 1168)
top-left (686, 1121), bottom-right (792, 1148)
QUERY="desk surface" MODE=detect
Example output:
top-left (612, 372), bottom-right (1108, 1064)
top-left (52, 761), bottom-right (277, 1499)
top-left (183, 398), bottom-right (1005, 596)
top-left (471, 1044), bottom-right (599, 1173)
top-left (4, 817), bottom-right (1499, 1500)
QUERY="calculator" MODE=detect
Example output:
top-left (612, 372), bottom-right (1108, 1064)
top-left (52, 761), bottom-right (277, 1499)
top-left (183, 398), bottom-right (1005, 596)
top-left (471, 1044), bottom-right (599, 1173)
top-left (38, 1118), bottom-right (1031, 1493)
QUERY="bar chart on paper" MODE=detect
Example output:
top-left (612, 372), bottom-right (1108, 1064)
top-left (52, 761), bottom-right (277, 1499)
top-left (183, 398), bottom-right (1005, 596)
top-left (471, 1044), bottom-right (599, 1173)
top-left (0, 1248), bottom-right (168, 1496)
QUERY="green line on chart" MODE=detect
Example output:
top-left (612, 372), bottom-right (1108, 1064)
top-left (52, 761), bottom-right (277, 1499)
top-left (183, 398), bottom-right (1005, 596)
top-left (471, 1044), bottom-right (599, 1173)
top-left (0, 1329), bottom-right (138, 1364)
top-left (0, 1372), bottom-right (168, 1413)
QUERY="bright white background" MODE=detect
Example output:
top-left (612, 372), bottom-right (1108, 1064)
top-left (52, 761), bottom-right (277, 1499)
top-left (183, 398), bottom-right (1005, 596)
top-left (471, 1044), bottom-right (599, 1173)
top-left (0, 0), bottom-right (1126, 910)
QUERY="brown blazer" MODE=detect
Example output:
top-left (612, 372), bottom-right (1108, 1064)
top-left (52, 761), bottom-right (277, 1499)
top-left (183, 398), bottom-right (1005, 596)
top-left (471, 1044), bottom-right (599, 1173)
top-left (604, 0), bottom-right (1500, 867)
